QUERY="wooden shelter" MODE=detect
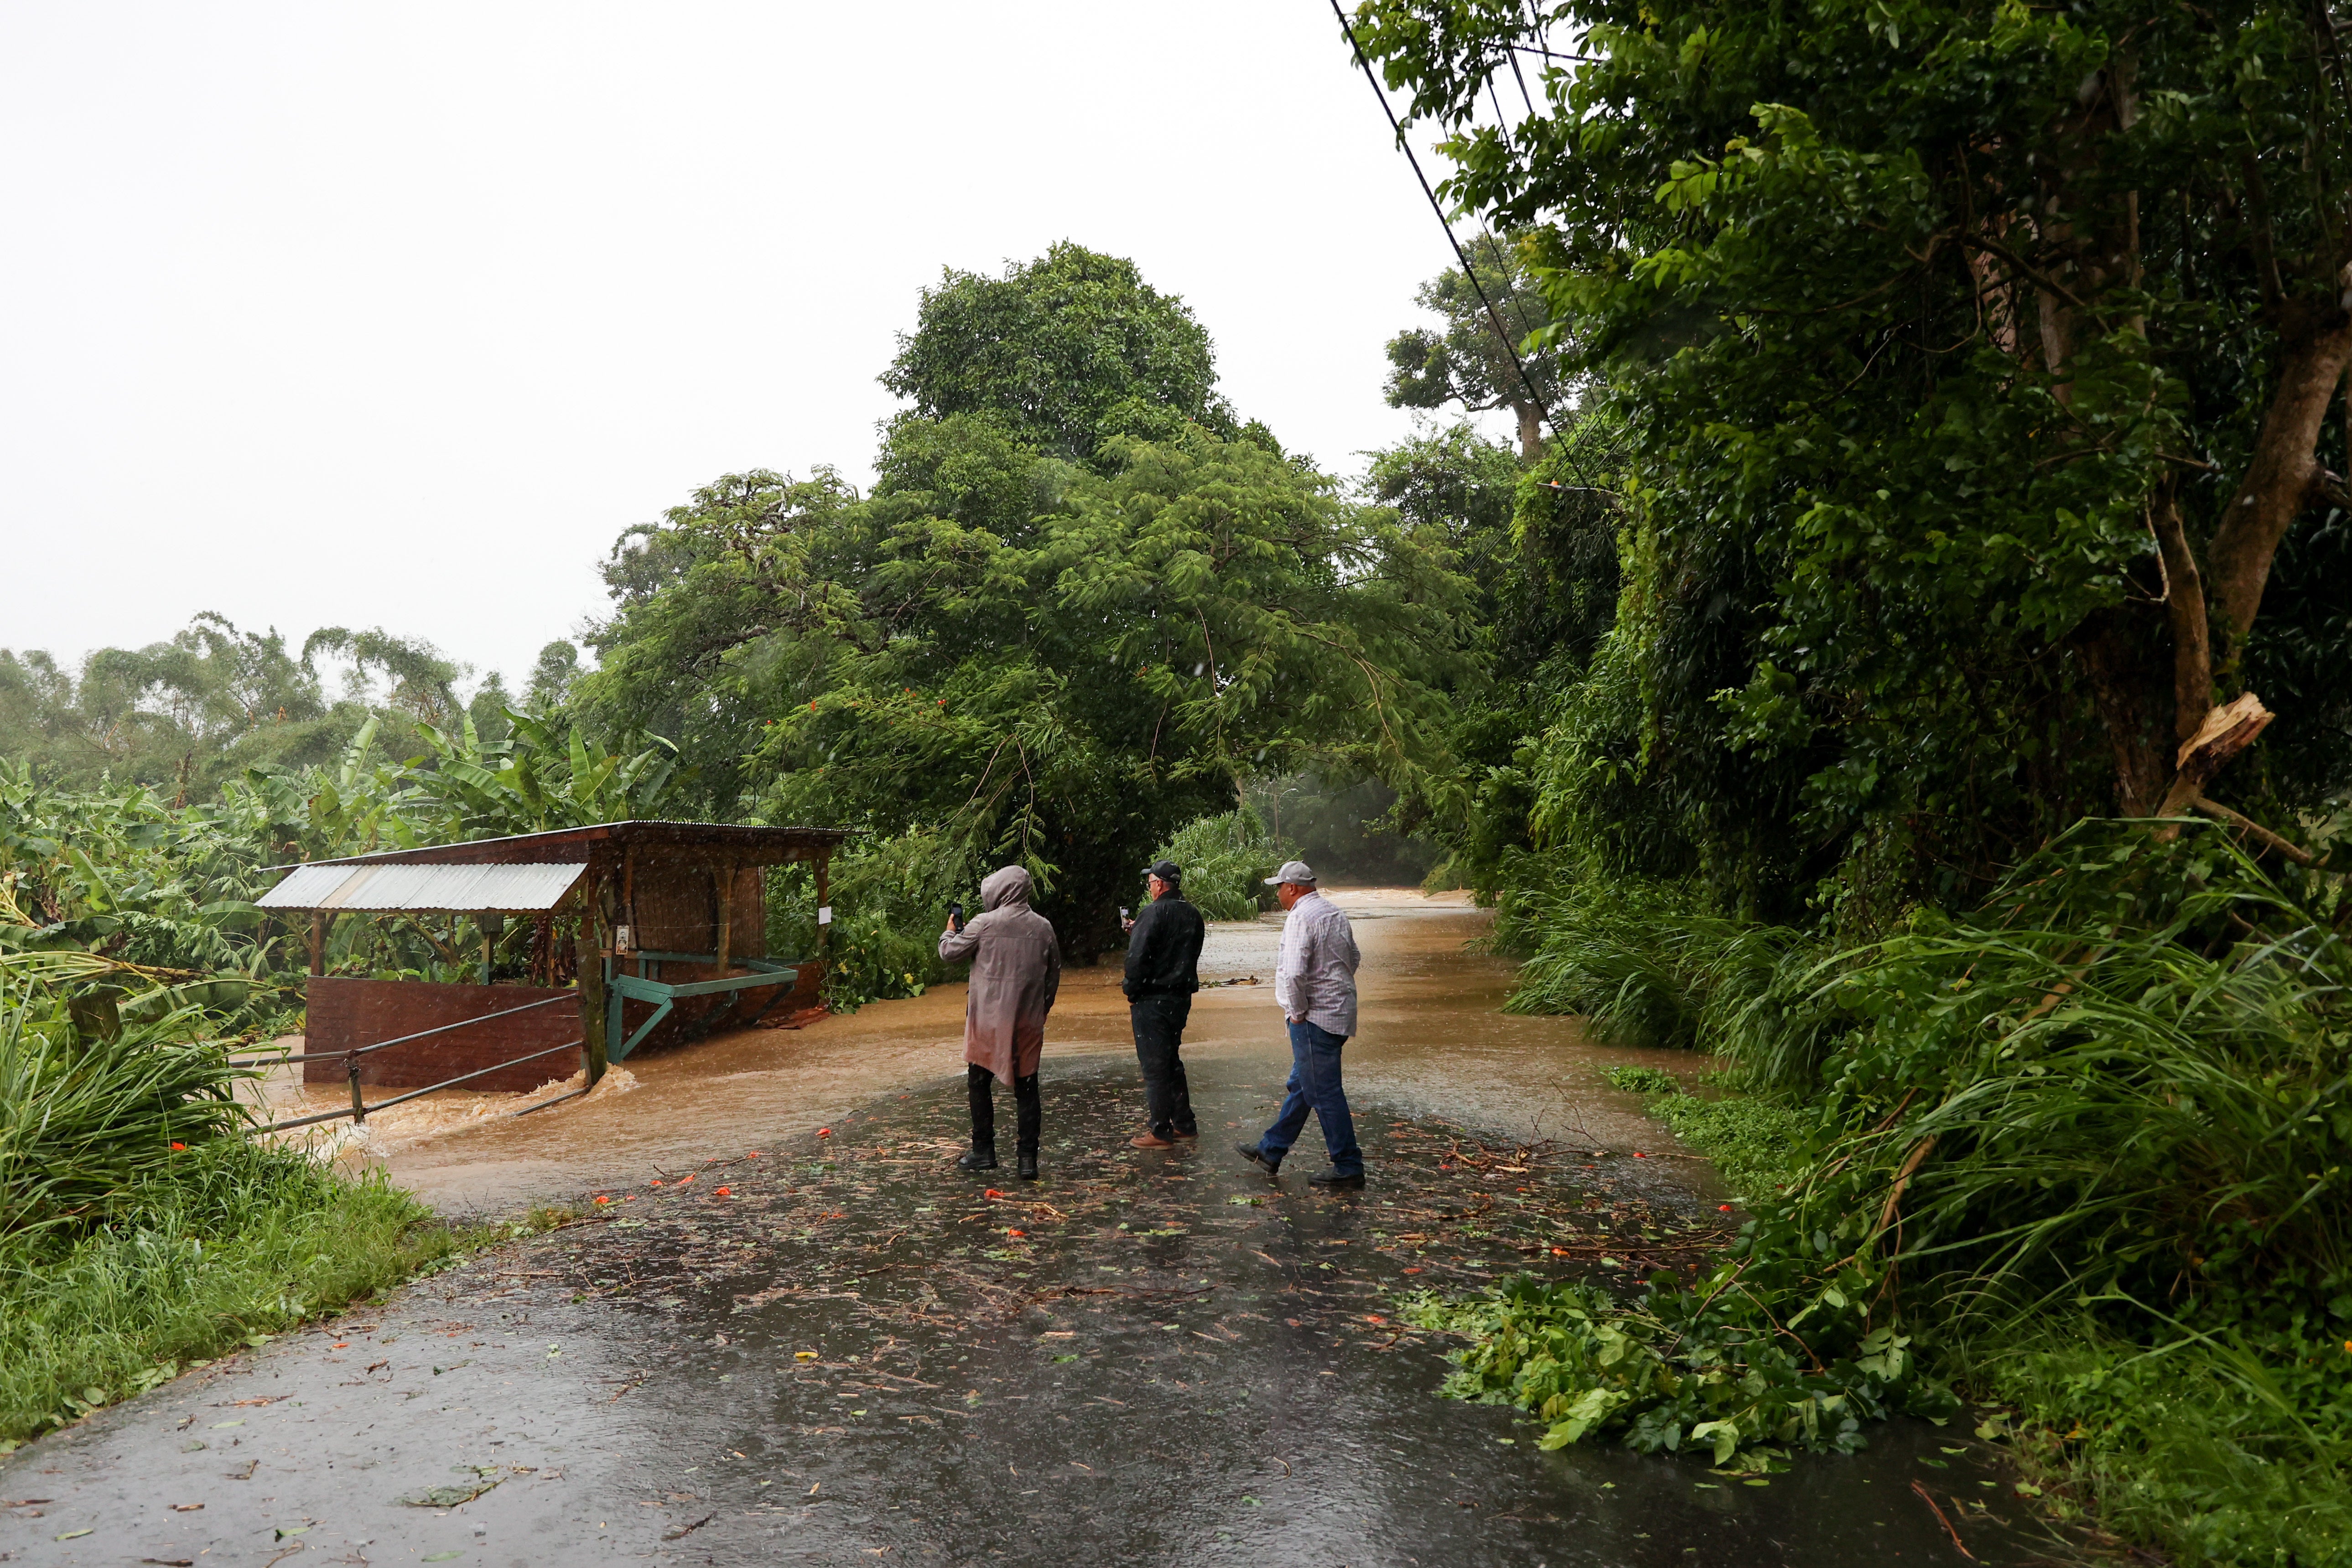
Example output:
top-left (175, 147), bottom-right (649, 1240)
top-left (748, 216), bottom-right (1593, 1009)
top-left (257, 821), bottom-right (849, 1093)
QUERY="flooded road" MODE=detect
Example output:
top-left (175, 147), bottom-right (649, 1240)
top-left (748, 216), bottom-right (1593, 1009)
top-left (273, 891), bottom-right (1716, 1215)
top-left (3, 892), bottom-right (2049, 1566)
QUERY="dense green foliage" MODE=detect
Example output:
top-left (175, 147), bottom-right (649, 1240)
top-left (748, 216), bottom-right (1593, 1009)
top-left (0, 713), bottom-right (691, 1022)
top-left (0, 615), bottom-right (552, 800)
top-left (1359, 0), bottom-right (2352, 918)
top-left (879, 242), bottom-right (1251, 466)
top-left (582, 244), bottom-right (1480, 961)
top-left (1147, 805), bottom-right (1290, 922)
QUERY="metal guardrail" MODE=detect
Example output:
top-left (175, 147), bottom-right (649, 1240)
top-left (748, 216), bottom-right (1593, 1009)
top-left (253, 1040), bottom-right (585, 1136)
top-left (239, 992), bottom-right (584, 1137)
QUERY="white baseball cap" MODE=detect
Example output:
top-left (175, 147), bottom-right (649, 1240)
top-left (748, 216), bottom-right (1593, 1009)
top-left (1263, 860), bottom-right (1317, 887)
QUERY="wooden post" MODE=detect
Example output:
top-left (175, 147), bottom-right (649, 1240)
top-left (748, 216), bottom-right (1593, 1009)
top-left (620, 846), bottom-right (640, 977)
top-left (815, 852), bottom-right (831, 958)
top-left (714, 862), bottom-right (734, 974)
top-left (576, 891), bottom-right (608, 1089)
top-left (308, 913), bottom-right (328, 978)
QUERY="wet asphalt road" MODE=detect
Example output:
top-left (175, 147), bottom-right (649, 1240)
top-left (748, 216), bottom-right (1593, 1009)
top-left (1, 1061), bottom-right (2043, 1568)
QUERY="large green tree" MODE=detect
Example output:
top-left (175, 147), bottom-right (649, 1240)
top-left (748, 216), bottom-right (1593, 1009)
top-left (582, 247), bottom-right (1478, 956)
top-left (1354, 0), bottom-right (2352, 911)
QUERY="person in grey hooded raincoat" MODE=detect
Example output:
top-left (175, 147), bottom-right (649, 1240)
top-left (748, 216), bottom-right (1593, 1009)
top-left (938, 864), bottom-right (1061, 1179)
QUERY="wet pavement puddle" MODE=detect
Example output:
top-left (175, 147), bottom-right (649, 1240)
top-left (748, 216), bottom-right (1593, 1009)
top-left (4, 1060), bottom-right (2043, 1567)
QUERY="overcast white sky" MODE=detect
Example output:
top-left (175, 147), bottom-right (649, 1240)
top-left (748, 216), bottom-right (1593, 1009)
top-left (0, 3), bottom-right (1501, 694)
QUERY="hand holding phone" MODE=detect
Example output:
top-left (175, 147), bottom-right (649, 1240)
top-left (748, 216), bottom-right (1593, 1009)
top-left (946, 902), bottom-right (966, 934)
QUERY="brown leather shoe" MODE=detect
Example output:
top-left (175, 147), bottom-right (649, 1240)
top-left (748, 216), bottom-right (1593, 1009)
top-left (1128, 1130), bottom-right (1178, 1149)
top-left (1171, 1127), bottom-right (1200, 1139)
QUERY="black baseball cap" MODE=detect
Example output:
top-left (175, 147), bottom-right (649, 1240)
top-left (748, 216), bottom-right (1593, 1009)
top-left (1143, 859), bottom-right (1181, 883)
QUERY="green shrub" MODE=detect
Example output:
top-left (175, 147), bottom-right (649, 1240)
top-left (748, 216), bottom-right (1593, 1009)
top-left (1601, 1064), bottom-right (1680, 1095)
top-left (1149, 805), bottom-right (1290, 921)
top-left (766, 829), bottom-right (964, 1012)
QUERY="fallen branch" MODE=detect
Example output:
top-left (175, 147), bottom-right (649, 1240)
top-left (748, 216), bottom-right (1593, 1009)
top-left (1910, 1479), bottom-right (1975, 1560)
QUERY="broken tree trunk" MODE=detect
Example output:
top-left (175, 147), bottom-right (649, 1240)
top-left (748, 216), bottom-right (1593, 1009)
top-left (2156, 691), bottom-right (2275, 821)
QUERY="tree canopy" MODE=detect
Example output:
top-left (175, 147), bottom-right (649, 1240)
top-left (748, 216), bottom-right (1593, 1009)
top-left (879, 242), bottom-right (1247, 468)
top-left (582, 245), bottom-right (1479, 957)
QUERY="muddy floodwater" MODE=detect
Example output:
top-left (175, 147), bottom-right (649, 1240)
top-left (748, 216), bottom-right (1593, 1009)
top-left (3, 892), bottom-right (2046, 1566)
top-left (250, 891), bottom-right (1697, 1213)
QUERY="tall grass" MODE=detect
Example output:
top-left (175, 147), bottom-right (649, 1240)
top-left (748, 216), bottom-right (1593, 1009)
top-left (0, 983), bottom-right (473, 1447)
top-left (0, 1143), bottom-right (460, 1443)
top-left (1444, 822), bottom-right (2352, 1562)
top-left (1779, 824), bottom-right (2352, 1324)
top-left (1501, 872), bottom-right (1834, 1082)
top-left (0, 997), bottom-right (250, 1239)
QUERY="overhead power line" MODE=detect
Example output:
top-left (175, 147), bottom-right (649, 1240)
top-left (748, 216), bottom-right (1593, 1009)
top-left (1328, 0), bottom-right (1599, 488)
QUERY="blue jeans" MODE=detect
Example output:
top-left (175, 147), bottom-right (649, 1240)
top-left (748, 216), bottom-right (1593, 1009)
top-left (1254, 1019), bottom-right (1361, 1176)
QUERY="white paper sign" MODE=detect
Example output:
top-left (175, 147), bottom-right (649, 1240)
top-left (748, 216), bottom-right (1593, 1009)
top-left (816, 906), bottom-right (833, 926)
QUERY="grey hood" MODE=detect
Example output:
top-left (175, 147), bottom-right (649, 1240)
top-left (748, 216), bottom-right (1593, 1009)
top-left (979, 864), bottom-right (1035, 913)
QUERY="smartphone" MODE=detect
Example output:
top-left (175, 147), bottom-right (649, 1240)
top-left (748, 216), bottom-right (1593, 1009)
top-left (948, 903), bottom-right (966, 931)
top-left (1119, 907), bottom-right (1131, 921)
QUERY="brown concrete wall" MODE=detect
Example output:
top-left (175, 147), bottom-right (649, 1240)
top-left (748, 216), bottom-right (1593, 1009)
top-left (304, 977), bottom-right (582, 1092)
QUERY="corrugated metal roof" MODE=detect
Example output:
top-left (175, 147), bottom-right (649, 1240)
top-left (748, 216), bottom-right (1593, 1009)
top-left (266, 820), bottom-right (852, 872)
top-left (258, 861), bottom-right (590, 913)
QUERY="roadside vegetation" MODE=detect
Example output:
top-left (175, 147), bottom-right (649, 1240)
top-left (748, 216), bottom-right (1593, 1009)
top-left (1345, 0), bottom-right (2352, 1560)
top-left (0, 986), bottom-right (540, 1448)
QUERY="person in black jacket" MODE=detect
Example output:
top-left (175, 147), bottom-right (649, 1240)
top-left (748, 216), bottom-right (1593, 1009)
top-left (1122, 858), bottom-right (1205, 1148)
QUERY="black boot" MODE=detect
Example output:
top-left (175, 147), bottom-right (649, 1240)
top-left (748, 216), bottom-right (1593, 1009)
top-left (963, 1064), bottom-right (999, 1172)
top-left (1016, 1149), bottom-right (1038, 1182)
top-left (1237, 1141), bottom-right (1280, 1174)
